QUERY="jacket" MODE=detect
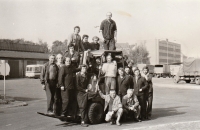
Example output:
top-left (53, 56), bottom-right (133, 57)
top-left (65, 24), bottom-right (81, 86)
top-left (99, 90), bottom-right (122, 111)
top-left (63, 51), bottom-right (80, 67)
top-left (117, 75), bottom-right (133, 96)
top-left (40, 62), bottom-right (59, 85)
top-left (76, 72), bottom-right (90, 93)
top-left (68, 33), bottom-right (85, 52)
top-left (132, 76), bottom-right (148, 96)
top-left (141, 72), bottom-right (153, 93)
top-left (58, 65), bottom-right (80, 89)
top-left (122, 94), bottom-right (139, 110)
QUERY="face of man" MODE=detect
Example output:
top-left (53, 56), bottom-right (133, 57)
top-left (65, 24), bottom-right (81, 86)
top-left (96, 58), bottom-right (101, 65)
top-left (74, 28), bottom-right (80, 34)
top-left (93, 39), bottom-right (98, 44)
top-left (57, 55), bottom-right (63, 64)
top-left (118, 70), bottom-right (124, 76)
top-left (49, 55), bottom-right (56, 64)
top-left (106, 56), bottom-right (112, 63)
top-left (69, 47), bottom-right (74, 52)
top-left (128, 62), bottom-right (133, 67)
top-left (83, 37), bottom-right (88, 42)
top-left (143, 69), bottom-right (148, 75)
top-left (65, 58), bottom-right (71, 66)
top-left (134, 70), bottom-right (140, 77)
top-left (81, 67), bottom-right (87, 73)
top-left (110, 91), bottom-right (116, 99)
top-left (127, 91), bottom-right (133, 98)
top-left (106, 12), bottom-right (112, 20)
top-left (125, 68), bottom-right (130, 74)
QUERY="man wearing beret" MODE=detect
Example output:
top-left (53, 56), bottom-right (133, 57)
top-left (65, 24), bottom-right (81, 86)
top-left (100, 12), bottom-right (117, 50)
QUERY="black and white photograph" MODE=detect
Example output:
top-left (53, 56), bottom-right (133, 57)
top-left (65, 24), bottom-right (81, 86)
top-left (0, 0), bottom-right (200, 130)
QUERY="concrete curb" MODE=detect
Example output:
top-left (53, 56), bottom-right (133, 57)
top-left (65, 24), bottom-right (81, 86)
top-left (0, 101), bottom-right (28, 109)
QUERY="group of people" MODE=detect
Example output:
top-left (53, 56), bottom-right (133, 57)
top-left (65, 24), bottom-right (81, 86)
top-left (40, 12), bottom-right (153, 127)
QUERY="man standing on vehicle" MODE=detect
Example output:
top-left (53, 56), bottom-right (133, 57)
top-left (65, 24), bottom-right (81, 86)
top-left (141, 66), bottom-right (153, 120)
top-left (133, 68), bottom-right (148, 121)
top-left (98, 89), bottom-right (123, 126)
top-left (90, 36), bottom-right (100, 50)
top-left (100, 12), bottom-right (117, 50)
top-left (101, 54), bottom-right (117, 94)
top-left (76, 65), bottom-right (97, 127)
top-left (68, 26), bottom-right (85, 52)
top-left (58, 57), bottom-right (80, 117)
top-left (40, 54), bottom-right (59, 116)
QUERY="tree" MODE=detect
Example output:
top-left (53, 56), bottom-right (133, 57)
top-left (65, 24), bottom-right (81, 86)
top-left (37, 39), bottom-right (49, 53)
top-left (128, 43), bottom-right (150, 64)
top-left (51, 40), bottom-right (68, 54)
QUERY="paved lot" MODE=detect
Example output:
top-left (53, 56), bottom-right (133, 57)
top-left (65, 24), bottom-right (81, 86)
top-left (0, 78), bottom-right (200, 130)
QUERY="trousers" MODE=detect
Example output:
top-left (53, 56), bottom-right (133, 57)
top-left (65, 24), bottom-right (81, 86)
top-left (103, 38), bottom-right (116, 50)
top-left (105, 77), bottom-right (116, 94)
top-left (137, 95), bottom-right (146, 119)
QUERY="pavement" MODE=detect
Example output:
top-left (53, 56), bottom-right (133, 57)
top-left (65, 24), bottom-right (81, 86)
top-left (0, 78), bottom-right (200, 130)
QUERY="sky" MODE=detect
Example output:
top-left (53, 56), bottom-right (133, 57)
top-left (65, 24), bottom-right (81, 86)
top-left (0, 0), bottom-right (200, 57)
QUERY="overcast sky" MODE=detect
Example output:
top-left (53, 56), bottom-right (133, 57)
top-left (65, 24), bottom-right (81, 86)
top-left (0, 0), bottom-right (200, 57)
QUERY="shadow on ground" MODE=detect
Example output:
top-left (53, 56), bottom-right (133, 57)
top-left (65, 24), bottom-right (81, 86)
top-left (152, 106), bottom-right (187, 120)
top-left (13, 97), bottom-right (42, 101)
top-left (56, 122), bottom-right (79, 127)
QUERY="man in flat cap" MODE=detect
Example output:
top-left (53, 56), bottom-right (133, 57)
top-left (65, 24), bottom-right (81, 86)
top-left (100, 12), bottom-right (117, 50)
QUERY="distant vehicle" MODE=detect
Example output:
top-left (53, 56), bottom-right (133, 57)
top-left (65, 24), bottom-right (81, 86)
top-left (154, 64), bottom-right (170, 78)
top-left (170, 65), bottom-right (180, 78)
top-left (174, 58), bottom-right (200, 85)
top-left (25, 64), bottom-right (43, 78)
top-left (137, 64), bottom-right (154, 75)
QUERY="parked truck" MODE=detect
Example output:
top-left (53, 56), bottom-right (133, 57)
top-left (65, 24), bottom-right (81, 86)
top-left (154, 64), bottom-right (170, 78)
top-left (170, 65), bottom-right (180, 78)
top-left (174, 58), bottom-right (200, 85)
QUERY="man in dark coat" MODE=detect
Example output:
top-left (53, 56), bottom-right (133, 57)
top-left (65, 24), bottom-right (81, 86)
top-left (132, 68), bottom-right (148, 120)
top-left (141, 66), bottom-right (153, 120)
top-left (90, 36), bottom-right (100, 50)
top-left (58, 57), bottom-right (80, 117)
top-left (76, 65), bottom-right (97, 127)
top-left (117, 68), bottom-right (133, 99)
top-left (82, 35), bottom-right (91, 50)
top-left (100, 12), bottom-right (117, 50)
top-left (63, 44), bottom-right (80, 68)
top-left (40, 54), bottom-right (59, 115)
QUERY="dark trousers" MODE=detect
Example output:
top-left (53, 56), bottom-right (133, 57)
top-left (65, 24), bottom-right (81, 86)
top-left (103, 39), bottom-right (116, 50)
top-left (45, 80), bottom-right (57, 112)
top-left (146, 92), bottom-right (153, 117)
top-left (54, 88), bottom-right (62, 115)
top-left (61, 89), bottom-right (77, 116)
top-left (137, 95), bottom-right (146, 119)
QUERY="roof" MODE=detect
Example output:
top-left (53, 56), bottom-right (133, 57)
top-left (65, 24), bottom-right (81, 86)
top-left (0, 50), bottom-right (49, 60)
top-left (26, 64), bottom-right (44, 67)
top-left (90, 50), bottom-right (123, 57)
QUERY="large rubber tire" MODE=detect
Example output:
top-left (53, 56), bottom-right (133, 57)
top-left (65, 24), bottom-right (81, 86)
top-left (88, 103), bottom-right (104, 124)
top-left (156, 74), bottom-right (160, 78)
top-left (185, 80), bottom-right (191, 83)
top-left (195, 77), bottom-right (200, 85)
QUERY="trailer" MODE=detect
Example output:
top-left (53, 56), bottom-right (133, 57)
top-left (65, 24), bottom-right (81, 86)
top-left (154, 64), bottom-right (170, 78)
top-left (174, 58), bottom-right (200, 85)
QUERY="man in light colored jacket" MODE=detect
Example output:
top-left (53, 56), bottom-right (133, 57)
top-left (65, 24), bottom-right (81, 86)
top-left (98, 89), bottom-right (123, 126)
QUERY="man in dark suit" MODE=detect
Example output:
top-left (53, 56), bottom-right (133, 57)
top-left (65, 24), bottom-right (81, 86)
top-left (117, 68), bottom-right (133, 99)
top-left (132, 68), bottom-right (148, 120)
top-left (58, 57), bottom-right (80, 117)
top-left (141, 66), bottom-right (153, 120)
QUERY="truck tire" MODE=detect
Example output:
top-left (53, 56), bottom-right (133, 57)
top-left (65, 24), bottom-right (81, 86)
top-left (174, 76), bottom-right (180, 83)
top-left (156, 74), bottom-right (160, 78)
top-left (88, 103), bottom-right (104, 124)
top-left (195, 77), bottom-right (200, 85)
top-left (185, 80), bottom-right (191, 83)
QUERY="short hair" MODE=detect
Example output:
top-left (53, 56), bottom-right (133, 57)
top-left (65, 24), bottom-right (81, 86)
top-left (74, 26), bottom-right (80, 31)
top-left (125, 66), bottom-right (130, 69)
top-left (106, 54), bottom-right (112, 59)
top-left (82, 34), bottom-right (89, 40)
top-left (134, 68), bottom-right (140, 73)
top-left (68, 43), bottom-right (75, 49)
top-left (127, 89), bottom-right (134, 93)
top-left (92, 36), bottom-right (99, 41)
top-left (107, 12), bottom-right (112, 16)
top-left (143, 66), bottom-right (149, 71)
top-left (48, 54), bottom-right (56, 58)
top-left (80, 64), bottom-right (87, 69)
top-left (118, 67), bottom-right (125, 72)
top-left (56, 53), bottom-right (63, 59)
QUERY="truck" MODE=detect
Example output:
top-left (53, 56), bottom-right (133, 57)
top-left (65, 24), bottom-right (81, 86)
top-left (137, 64), bottom-right (154, 75)
top-left (154, 64), bottom-right (170, 78)
top-left (174, 58), bottom-right (200, 85)
top-left (170, 65), bottom-right (180, 78)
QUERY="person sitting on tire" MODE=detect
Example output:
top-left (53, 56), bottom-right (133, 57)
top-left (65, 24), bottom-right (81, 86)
top-left (76, 65), bottom-right (97, 127)
top-left (98, 89), bottom-right (123, 126)
top-left (122, 89), bottom-right (141, 122)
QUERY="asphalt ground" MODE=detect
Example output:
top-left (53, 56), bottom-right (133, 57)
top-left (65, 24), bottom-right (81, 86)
top-left (0, 78), bottom-right (200, 130)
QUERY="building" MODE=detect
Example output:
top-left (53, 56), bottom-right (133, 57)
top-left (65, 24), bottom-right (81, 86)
top-left (145, 39), bottom-right (181, 65)
top-left (0, 42), bottom-right (49, 78)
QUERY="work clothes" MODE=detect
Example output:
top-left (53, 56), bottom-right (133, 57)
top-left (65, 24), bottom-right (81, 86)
top-left (68, 33), bottom-right (85, 52)
top-left (90, 42), bottom-right (100, 50)
top-left (63, 51), bottom-right (80, 68)
top-left (117, 75), bottom-right (133, 98)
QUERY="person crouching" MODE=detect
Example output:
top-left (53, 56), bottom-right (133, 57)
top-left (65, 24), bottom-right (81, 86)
top-left (98, 89), bottom-right (123, 126)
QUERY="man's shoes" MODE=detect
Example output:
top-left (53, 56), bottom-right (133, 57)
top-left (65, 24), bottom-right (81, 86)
top-left (116, 121), bottom-right (121, 126)
top-left (47, 111), bottom-right (55, 116)
top-left (60, 113), bottom-right (65, 117)
top-left (81, 123), bottom-right (89, 127)
top-left (134, 118), bottom-right (142, 122)
top-left (146, 116), bottom-right (151, 120)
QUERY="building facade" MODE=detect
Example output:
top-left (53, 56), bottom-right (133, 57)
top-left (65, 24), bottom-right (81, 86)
top-left (145, 39), bottom-right (181, 65)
